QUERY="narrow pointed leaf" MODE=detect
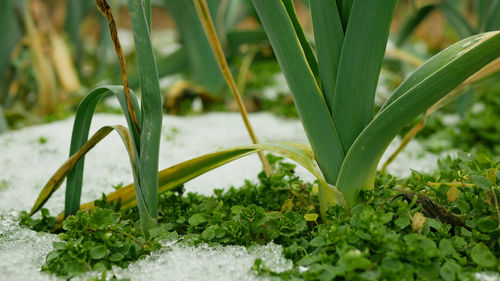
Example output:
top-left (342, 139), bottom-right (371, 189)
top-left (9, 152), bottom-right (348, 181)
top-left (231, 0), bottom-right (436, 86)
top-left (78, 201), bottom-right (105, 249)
top-left (333, 0), bottom-right (397, 152)
top-left (65, 86), bottom-right (141, 217)
top-left (76, 143), bottom-right (345, 217)
top-left (251, 0), bottom-right (344, 185)
top-left (309, 0), bottom-right (344, 112)
top-left (128, 0), bottom-right (162, 227)
top-left (31, 125), bottom-right (136, 216)
top-left (337, 32), bottom-right (500, 206)
top-left (282, 0), bottom-right (319, 78)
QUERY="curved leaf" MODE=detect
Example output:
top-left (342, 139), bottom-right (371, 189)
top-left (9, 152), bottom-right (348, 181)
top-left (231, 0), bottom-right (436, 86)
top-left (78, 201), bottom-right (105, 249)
top-left (65, 86), bottom-right (141, 217)
top-left (337, 32), bottom-right (500, 206)
top-left (31, 125), bottom-right (136, 216)
top-left (76, 142), bottom-right (345, 216)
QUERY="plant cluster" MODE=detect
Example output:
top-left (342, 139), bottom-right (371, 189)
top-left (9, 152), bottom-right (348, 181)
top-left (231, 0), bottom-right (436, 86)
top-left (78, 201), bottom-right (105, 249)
top-left (21, 153), bottom-right (500, 280)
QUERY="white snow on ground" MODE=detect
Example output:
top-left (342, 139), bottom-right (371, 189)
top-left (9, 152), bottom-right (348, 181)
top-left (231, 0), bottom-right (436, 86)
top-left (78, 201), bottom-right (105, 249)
top-left (0, 112), bottom-right (440, 281)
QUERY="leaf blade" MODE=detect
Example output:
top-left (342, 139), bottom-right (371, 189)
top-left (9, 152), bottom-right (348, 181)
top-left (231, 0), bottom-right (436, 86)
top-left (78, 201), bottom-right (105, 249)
top-left (332, 0), bottom-right (397, 152)
top-left (309, 0), bottom-right (344, 112)
top-left (337, 32), bottom-right (500, 206)
top-left (250, 0), bottom-right (344, 184)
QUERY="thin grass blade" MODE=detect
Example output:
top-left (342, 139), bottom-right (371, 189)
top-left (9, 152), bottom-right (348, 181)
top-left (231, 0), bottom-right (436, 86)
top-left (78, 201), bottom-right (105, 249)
top-left (333, 0), bottom-right (397, 152)
top-left (31, 125), bottom-right (136, 216)
top-left (250, 0), bottom-right (344, 185)
top-left (309, 0), bottom-right (343, 113)
top-left (337, 32), bottom-right (500, 207)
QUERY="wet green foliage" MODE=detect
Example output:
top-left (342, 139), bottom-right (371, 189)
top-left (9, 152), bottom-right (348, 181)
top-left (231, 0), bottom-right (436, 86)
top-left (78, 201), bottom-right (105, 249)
top-left (21, 154), bottom-right (500, 279)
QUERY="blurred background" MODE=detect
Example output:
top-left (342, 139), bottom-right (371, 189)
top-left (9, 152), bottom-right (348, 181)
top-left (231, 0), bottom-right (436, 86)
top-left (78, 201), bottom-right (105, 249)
top-left (1, 0), bottom-right (499, 154)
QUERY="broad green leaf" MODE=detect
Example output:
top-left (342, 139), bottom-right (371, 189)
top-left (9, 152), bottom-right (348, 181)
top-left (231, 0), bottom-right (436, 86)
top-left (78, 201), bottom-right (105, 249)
top-left (76, 143), bottom-right (345, 217)
top-left (471, 243), bottom-right (497, 267)
top-left (128, 0), bottom-right (163, 230)
top-left (333, 0), bottom-right (397, 152)
top-left (309, 0), bottom-right (344, 112)
top-left (65, 86), bottom-right (141, 217)
top-left (31, 125), bottom-right (137, 216)
top-left (337, 32), bottom-right (500, 207)
top-left (396, 4), bottom-right (437, 46)
top-left (251, 0), bottom-right (344, 185)
top-left (282, 0), bottom-right (319, 79)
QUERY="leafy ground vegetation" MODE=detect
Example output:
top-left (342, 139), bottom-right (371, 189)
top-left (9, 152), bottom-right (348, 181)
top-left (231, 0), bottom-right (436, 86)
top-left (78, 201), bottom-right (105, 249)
top-left (20, 154), bottom-right (500, 280)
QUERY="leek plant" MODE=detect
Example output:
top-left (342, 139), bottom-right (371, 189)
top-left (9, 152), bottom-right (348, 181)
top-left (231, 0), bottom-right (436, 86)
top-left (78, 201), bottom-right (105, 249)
top-left (30, 0), bottom-right (500, 226)
top-left (245, 0), bottom-right (500, 209)
top-left (30, 0), bottom-right (162, 235)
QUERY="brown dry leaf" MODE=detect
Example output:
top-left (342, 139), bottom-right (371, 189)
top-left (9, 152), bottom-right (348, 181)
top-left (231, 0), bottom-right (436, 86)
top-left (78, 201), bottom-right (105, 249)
top-left (412, 212), bottom-right (426, 233)
top-left (446, 186), bottom-right (460, 202)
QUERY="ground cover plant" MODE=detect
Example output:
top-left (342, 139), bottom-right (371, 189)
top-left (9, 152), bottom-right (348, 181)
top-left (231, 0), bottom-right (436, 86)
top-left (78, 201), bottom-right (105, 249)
top-left (22, 153), bottom-right (500, 279)
top-left (14, 0), bottom-right (500, 280)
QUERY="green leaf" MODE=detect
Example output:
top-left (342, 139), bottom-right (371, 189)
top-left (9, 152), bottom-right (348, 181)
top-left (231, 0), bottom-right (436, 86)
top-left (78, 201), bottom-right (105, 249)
top-left (440, 259), bottom-right (460, 281)
top-left (332, 0), bottom-right (397, 152)
top-left (90, 245), bottom-right (107, 260)
top-left (476, 217), bottom-right (498, 233)
top-left (471, 243), bottom-right (497, 267)
top-left (309, 0), bottom-right (344, 112)
top-left (250, 0), bottom-right (345, 185)
top-left (337, 32), bottom-right (500, 207)
top-left (471, 175), bottom-right (492, 190)
top-left (127, 0), bottom-right (163, 231)
top-left (485, 1), bottom-right (500, 31)
top-left (439, 2), bottom-right (475, 38)
top-left (396, 4), bottom-right (437, 46)
top-left (109, 253), bottom-right (124, 262)
top-left (202, 227), bottom-right (216, 241)
top-left (64, 86), bottom-right (141, 217)
top-left (339, 0), bottom-right (353, 32)
top-left (395, 216), bottom-right (410, 228)
top-left (30, 125), bottom-right (137, 216)
top-left (77, 142), bottom-right (345, 219)
top-left (310, 236), bottom-right (326, 248)
top-left (281, 0), bottom-right (319, 79)
top-left (164, 0), bottom-right (224, 93)
top-left (188, 214), bottom-right (206, 226)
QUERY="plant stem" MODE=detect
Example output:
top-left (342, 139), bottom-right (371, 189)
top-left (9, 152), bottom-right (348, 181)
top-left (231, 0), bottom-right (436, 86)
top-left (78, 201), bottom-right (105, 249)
top-left (193, 0), bottom-right (272, 177)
